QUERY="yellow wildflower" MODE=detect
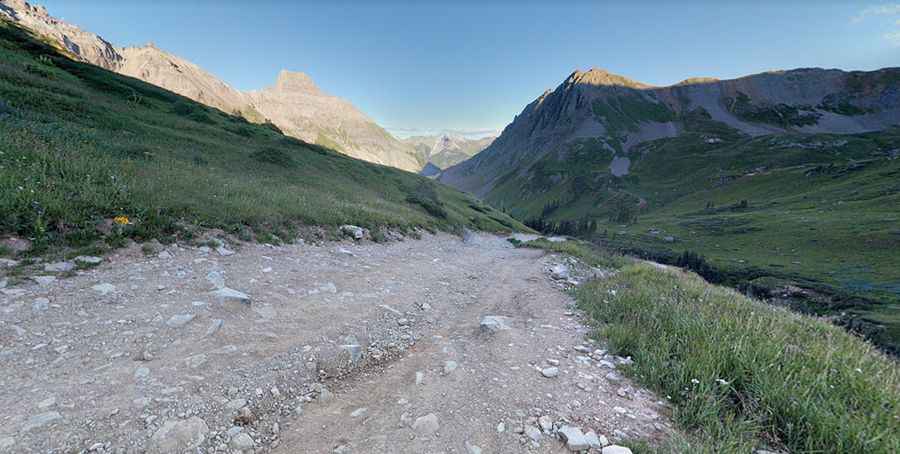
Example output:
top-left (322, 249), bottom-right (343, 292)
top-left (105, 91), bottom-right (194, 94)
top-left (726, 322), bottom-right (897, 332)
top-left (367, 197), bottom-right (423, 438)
top-left (113, 215), bottom-right (131, 225)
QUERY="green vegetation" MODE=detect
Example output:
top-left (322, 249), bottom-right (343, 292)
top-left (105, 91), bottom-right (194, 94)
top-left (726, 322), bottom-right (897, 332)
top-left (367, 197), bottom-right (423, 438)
top-left (0, 22), bottom-right (523, 256)
top-left (522, 239), bottom-right (900, 453)
top-left (487, 114), bottom-right (900, 353)
top-left (727, 92), bottom-right (821, 128)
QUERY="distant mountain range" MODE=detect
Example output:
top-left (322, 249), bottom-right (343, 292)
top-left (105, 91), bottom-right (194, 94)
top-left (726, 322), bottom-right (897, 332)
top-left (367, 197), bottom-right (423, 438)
top-left (440, 67), bottom-right (900, 195)
top-left (402, 133), bottom-right (495, 175)
top-left (0, 0), bottom-right (426, 171)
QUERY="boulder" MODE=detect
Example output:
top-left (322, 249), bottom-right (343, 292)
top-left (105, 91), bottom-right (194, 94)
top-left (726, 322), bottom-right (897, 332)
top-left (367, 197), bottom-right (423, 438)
top-left (412, 413), bottom-right (439, 436)
top-left (558, 425), bottom-right (590, 451)
top-left (339, 225), bottom-right (368, 240)
top-left (550, 264), bottom-right (570, 280)
top-left (44, 261), bottom-right (75, 273)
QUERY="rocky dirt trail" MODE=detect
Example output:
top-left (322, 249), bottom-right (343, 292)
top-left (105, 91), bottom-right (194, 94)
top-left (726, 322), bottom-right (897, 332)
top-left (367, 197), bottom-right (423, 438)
top-left (0, 233), bottom-right (672, 453)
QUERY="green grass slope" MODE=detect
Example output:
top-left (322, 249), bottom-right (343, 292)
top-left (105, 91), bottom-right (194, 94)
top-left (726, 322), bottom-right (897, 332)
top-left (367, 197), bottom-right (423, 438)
top-left (0, 21), bottom-right (523, 256)
top-left (488, 110), bottom-right (900, 353)
top-left (520, 239), bottom-right (899, 453)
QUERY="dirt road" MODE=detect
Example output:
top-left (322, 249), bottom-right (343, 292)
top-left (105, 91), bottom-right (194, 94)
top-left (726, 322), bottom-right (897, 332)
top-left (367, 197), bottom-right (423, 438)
top-left (0, 233), bottom-right (670, 453)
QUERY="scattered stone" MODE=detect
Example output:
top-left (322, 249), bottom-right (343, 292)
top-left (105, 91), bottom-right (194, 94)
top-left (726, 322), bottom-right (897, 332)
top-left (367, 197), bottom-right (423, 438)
top-left (0, 236), bottom-right (31, 254)
top-left (91, 283), bottom-right (116, 295)
top-left (350, 407), bottom-right (368, 418)
top-left (541, 367), bottom-right (559, 378)
top-left (0, 277), bottom-right (6, 289)
top-left (443, 360), bottom-right (458, 374)
top-left (229, 433), bottom-right (255, 451)
top-left (397, 318), bottom-right (410, 326)
top-left (37, 397), bottom-right (56, 409)
top-left (574, 345), bottom-right (592, 353)
top-left (602, 445), bottom-right (633, 454)
top-left (74, 256), bottom-right (103, 265)
top-left (0, 437), bottom-right (13, 450)
top-left (412, 413), bottom-right (439, 436)
top-left (496, 422), bottom-right (505, 433)
top-left (166, 313), bottom-right (196, 328)
top-left (333, 445), bottom-right (351, 454)
top-left (558, 425), bottom-right (591, 451)
top-left (415, 371), bottom-right (425, 385)
top-left (157, 251), bottom-right (173, 260)
top-left (546, 359), bottom-right (559, 366)
top-left (217, 245), bottom-right (235, 256)
top-left (44, 261), bottom-right (74, 273)
top-left (23, 412), bottom-right (62, 431)
top-left (210, 287), bottom-right (251, 306)
top-left (479, 315), bottom-right (512, 333)
top-left (465, 441), bottom-right (482, 454)
top-left (605, 371), bottom-right (622, 382)
top-left (32, 297), bottom-right (49, 312)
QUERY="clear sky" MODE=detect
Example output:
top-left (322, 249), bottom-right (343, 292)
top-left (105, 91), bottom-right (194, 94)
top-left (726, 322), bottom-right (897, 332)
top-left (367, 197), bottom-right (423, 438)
top-left (39, 0), bottom-right (900, 137)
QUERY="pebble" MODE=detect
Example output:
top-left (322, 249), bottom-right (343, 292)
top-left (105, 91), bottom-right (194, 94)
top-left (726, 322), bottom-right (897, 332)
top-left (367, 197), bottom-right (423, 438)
top-left (541, 367), bottom-right (559, 378)
top-left (415, 371), bottom-right (425, 385)
top-left (350, 407), bottom-right (368, 418)
top-left (496, 422), bottom-right (505, 433)
top-left (538, 415), bottom-right (553, 433)
top-left (546, 359), bottom-right (559, 366)
top-left (0, 437), bottom-right (13, 450)
top-left (465, 441), bottom-right (482, 454)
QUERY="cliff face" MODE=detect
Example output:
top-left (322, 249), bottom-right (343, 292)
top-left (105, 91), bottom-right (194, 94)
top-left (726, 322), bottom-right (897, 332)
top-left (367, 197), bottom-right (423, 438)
top-left (0, 0), bottom-right (423, 172)
top-left (440, 67), bottom-right (900, 196)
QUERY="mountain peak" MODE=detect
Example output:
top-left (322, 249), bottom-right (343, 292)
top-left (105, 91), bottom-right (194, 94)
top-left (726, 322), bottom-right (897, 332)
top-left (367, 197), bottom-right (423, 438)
top-left (275, 70), bottom-right (320, 94)
top-left (567, 67), bottom-right (649, 89)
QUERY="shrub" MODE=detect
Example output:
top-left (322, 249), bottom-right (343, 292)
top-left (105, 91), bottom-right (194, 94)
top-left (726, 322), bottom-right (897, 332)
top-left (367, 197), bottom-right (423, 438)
top-left (405, 182), bottom-right (448, 219)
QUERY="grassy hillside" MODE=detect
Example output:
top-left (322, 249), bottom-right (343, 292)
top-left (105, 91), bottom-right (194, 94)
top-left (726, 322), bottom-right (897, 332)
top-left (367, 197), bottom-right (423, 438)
top-left (0, 21), bottom-right (522, 257)
top-left (520, 239), bottom-right (899, 453)
top-left (488, 110), bottom-right (900, 353)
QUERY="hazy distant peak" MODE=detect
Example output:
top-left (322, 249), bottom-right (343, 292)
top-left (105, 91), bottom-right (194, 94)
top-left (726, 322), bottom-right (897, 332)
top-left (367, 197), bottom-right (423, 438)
top-left (275, 70), bottom-right (320, 94)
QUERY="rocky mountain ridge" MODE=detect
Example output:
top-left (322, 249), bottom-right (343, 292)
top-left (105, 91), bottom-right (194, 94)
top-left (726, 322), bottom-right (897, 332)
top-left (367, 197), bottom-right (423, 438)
top-left (0, 0), bottom-right (423, 171)
top-left (439, 66), bottom-right (900, 195)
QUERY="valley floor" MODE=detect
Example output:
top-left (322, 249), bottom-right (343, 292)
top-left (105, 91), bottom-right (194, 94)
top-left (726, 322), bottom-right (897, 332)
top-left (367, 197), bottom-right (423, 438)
top-left (0, 234), bottom-right (670, 453)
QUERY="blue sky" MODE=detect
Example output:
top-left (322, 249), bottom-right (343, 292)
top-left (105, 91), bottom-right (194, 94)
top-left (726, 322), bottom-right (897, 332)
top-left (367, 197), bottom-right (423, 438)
top-left (40, 0), bottom-right (900, 137)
